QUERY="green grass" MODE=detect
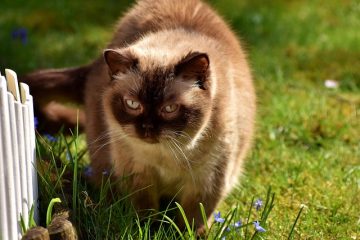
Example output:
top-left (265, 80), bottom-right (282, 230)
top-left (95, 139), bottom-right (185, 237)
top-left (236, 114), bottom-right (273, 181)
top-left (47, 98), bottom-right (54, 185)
top-left (1, 0), bottom-right (359, 239)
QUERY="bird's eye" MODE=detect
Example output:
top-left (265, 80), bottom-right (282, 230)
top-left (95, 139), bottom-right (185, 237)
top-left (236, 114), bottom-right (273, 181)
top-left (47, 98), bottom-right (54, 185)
top-left (163, 104), bottom-right (179, 113)
top-left (125, 99), bottom-right (141, 110)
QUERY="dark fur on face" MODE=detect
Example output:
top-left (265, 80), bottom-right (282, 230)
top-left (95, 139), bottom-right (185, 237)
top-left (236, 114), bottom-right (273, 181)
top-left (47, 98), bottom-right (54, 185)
top-left (104, 50), bottom-right (211, 143)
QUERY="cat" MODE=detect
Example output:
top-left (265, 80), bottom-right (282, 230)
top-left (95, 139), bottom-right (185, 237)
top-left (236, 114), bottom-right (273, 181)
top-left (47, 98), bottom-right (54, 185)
top-left (22, 0), bottom-right (256, 233)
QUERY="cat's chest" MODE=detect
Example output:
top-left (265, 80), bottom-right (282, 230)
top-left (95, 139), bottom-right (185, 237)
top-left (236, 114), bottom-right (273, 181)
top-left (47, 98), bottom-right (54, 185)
top-left (129, 143), bottom-right (192, 183)
top-left (132, 145), bottom-right (183, 174)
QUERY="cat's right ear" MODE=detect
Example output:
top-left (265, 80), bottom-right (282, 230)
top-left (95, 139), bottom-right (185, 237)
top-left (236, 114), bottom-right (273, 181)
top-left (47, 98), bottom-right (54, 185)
top-left (175, 52), bottom-right (210, 90)
top-left (103, 49), bottom-right (137, 76)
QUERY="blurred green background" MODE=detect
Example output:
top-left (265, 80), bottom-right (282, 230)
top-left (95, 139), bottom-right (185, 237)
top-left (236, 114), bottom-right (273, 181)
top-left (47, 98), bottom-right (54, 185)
top-left (1, 0), bottom-right (359, 239)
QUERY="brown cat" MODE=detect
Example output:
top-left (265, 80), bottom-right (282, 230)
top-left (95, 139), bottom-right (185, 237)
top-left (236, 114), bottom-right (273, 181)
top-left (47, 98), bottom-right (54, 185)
top-left (23, 0), bottom-right (256, 233)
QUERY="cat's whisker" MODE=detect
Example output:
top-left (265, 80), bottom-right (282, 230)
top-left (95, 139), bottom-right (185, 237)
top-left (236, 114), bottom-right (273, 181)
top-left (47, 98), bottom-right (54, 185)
top-left (175, 131), bottom-right (192, 141)
top-left (170, 136), bottom-right (188, 153)
top-left (168, 137), bottom-right (196, 184)
top-left (163, 130), bottom-right (193, 145)
top-left (164, 131), bottom-right (196, 156)
top-left (163, 139), bottom-right (181, 168)
top-left (88, 128), bottom-right (121, 146)
top-left (168, 139), bottom-right (184, 169)
top-left (163, 136), bottom-right (183, 166)
top-left (92, 133), bottom-right (129, 156)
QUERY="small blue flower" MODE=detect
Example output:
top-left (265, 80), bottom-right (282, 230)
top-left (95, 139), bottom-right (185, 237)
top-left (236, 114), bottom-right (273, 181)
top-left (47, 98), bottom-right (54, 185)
top-left (214, 211), bottom-right (225, 223)
top-left (84, 166), bottom-right (93, 177)
top-left (34, 116), bottom-right (39, 129)
top-left (11, 27), bottom-right (28, 45)
top-left (253, 221), bottom-right (266, 232)
top-left (102, 170), bottom-right (109, 176)
top-left (233, 220), bottom-right (242, 228)
top-left (254, 198), bottom-right (263, 211)
top-left (44, 133), bottom-right (57, 142)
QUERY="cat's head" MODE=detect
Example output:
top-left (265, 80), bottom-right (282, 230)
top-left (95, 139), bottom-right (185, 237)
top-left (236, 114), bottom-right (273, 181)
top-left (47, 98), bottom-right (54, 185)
top-left (102, 48), bottom-right (213, 145)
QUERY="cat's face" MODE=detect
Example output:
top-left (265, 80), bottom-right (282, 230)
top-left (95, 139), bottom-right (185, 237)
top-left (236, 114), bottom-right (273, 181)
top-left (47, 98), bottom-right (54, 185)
top-left (103, 49), bottom-right (212, 145)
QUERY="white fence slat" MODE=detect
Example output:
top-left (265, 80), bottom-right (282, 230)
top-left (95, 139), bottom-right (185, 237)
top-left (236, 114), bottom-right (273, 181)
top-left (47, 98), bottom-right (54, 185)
top-left (22, 104), bottom-right (34, 212)
top-left (15, 100), bottom-right (29, 226)
top-left (7, 92), bottom-right (23, 238)
top-left (0, 76), bottom-right (10, 240)
top-left (20, 84), bottom-right (34, 211)
top-left (20, 83), bottom-right (39, 224)
top-left (5, 69), bottom-right (20, 102)
top-left (0, 75), bottom-right (17, 240)
top-left (0, 112), bottom-right (5, 240)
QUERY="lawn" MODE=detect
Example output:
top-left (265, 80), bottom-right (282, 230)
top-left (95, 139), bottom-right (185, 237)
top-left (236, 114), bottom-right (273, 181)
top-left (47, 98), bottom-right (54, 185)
top-left (1, 0), bottom-right (359, 239)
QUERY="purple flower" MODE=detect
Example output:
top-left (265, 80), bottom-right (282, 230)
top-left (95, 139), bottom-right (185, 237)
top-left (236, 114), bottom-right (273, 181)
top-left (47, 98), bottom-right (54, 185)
top-left (34, 116), bottom-right (39, 129)
top-left (84, 166), bottom-right (93, 177)
top-left (233, 220), bottom-right (242, 228)
top-left (214, 211), bottom-right (225, 223)
top-left (11, 27), bottom-right (28, 45)
top-left (254, 198), bottom-right (263, 211)
top-left (224, 220), bottom-right (242, 232)
top-left (44, 133), bottom-right (57, 142)
top-left (253, 221), bottom-right (266, 232)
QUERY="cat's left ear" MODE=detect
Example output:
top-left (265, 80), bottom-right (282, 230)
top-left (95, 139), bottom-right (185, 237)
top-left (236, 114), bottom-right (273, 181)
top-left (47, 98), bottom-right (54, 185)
top-left (175, 52), bottom-right (210, 90)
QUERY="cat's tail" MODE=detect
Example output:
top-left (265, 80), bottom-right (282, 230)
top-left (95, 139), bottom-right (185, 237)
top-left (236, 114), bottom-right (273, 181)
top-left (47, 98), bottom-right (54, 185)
top-left (21, 64), bottom-right (92, 133)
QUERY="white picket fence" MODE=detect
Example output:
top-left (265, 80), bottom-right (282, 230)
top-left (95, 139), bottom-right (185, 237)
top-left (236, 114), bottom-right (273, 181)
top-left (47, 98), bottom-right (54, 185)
top-left (0, 69), bottom-right (38, 240)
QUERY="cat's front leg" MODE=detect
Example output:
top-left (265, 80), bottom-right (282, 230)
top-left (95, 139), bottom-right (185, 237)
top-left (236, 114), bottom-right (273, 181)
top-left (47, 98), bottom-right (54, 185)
top-left (112, 153), bottom-right (160, 215)
top-left (177, 189), bottom-right (221, 235)
top-left (124, 170), bottom-right (159, 218)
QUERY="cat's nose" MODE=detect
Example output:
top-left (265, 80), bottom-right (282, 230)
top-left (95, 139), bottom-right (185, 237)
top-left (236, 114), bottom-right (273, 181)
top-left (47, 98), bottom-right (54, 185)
top-left (142, 123), bottom-right (154, 129)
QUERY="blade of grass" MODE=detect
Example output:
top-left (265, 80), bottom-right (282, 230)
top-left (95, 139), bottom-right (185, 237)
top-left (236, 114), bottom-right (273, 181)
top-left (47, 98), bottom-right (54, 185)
top-left (261, 193), bottom-right (275, 225)
top-left (46, 198), bottom-right (61, 226)
top-left (199, 203), bottom-right (209, 233)
top-left (135, 217), bottom-right (143, 239)
top-left (28, 205), bottom-right (36, 228)
top-left (105, 204), bottom-right (113, 240)
top-left (175, 202), bottom-right (194, 239)
top-left (244, 196), bottom-right (255, 239)
top-left (20, 213), bottom-right (27, 234)
top-left (287, 206), bottom-right (304, 239)
top-left (157, 193), bottom-right (178, 231)
top-left (261, 187), bottom-right (272, 220)
top-left (72, 111), bottom-right (80, 224)
top-left (250, 231), bottom-right (258, 240)
top-left (162, 214), bottom-right (185, 240)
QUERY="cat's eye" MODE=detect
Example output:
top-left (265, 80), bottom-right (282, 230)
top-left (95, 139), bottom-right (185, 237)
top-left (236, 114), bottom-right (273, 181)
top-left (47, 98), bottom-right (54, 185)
top-left (125, 99), bottom-right (141, 110)
top-left (163, 104), bottom-right (179, 113)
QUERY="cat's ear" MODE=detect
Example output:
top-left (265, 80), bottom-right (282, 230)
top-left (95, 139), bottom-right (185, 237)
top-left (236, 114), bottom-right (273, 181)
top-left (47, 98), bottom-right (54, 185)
top-left (175, 52), bottom-right (210, 90)
top-left (103, 49), bottom-right (137, 76)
